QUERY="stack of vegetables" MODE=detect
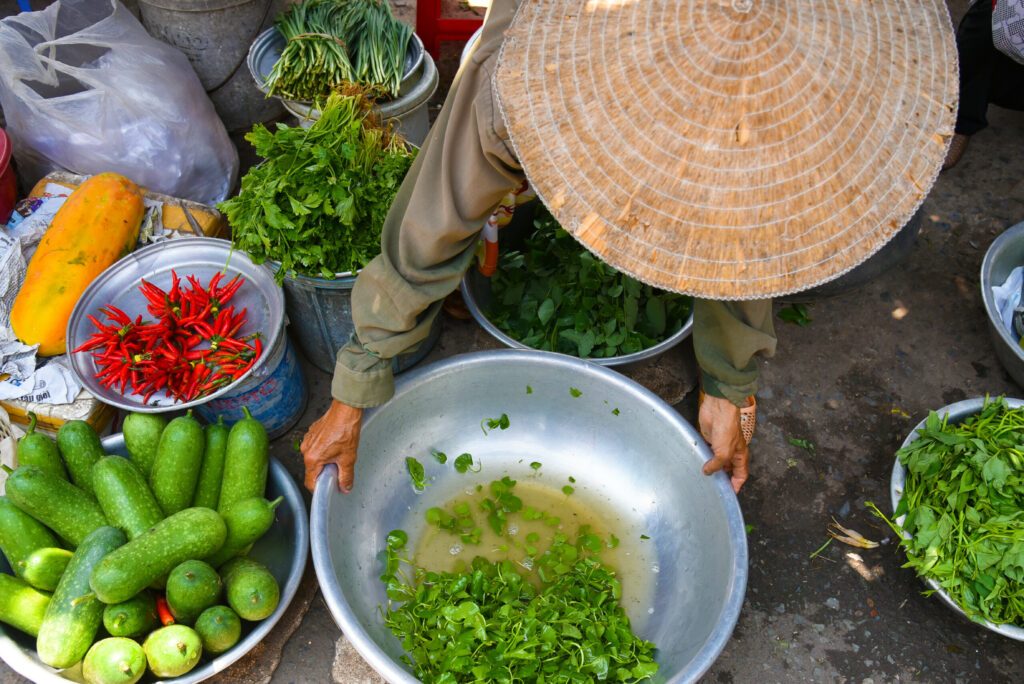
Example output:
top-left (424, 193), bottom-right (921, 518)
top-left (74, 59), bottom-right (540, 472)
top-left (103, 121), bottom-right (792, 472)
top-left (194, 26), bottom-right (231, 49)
top-left (73, 271), bottom-right (262, 404)
top-left (872, 397), bottom-right (1024, 628)
top-left (488, 206), bottom-right (693, 359)
top-left (0, 409), bottom-right (282, 683)
top-left (265, 0), bottom-right (413, 102)
top-left (220, 92), bottom-right (415, 280)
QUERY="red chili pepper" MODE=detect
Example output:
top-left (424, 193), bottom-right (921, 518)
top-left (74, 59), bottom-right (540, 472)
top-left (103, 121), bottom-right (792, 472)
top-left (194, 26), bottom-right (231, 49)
top-left (156, 596), bottom-right (175, 626)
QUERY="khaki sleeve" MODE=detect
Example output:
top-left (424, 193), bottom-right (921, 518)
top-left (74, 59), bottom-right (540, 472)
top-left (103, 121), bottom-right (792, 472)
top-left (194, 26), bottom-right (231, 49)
top-left (693, 298), bottom-right (777, 407)
top-left (332, 0), bottom-right (525, 407)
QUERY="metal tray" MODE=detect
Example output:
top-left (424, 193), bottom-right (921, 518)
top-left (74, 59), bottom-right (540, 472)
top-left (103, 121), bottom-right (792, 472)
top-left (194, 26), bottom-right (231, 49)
top-left (65, 238), bottom-right (285, 413)
top-left (247, 26), bottom-right (424, 100)
top-left (891, 397), bottom-right (1024, 641)
top-left (0, 434), bottom-right (309, 684)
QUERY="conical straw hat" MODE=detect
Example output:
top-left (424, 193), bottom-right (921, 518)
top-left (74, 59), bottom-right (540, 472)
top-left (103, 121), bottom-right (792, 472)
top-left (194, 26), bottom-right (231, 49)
top-left (495, 0), bottom-right (958, 299)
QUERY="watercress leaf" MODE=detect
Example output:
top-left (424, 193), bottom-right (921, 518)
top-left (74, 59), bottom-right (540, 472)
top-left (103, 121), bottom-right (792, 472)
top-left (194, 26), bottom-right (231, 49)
top-left (537, 298), bottom-right (556, 325)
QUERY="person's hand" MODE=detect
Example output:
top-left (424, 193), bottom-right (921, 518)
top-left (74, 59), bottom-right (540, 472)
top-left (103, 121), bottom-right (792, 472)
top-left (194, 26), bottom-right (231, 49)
top-left (300, 400), bottom-right (364, 493)
top-left (699, 394), bottom-right (750, 494)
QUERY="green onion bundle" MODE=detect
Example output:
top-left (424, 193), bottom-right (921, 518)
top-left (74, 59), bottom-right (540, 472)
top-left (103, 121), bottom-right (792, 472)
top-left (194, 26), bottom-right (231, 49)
top-left (265, 0), bottom-right (412, 103)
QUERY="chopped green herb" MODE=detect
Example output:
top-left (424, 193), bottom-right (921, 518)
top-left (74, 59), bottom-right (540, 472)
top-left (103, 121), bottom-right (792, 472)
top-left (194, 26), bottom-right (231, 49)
top-left (526, 385), bottom-right (533, 394)
top-left (640, 534), bottom-right (650, 540)
top-left (778, 303), bottom-right (812, 326)
top-left (562, 485), bottom-right (575, 496)
top-left (788, 438), bottom-right (815, 453)
top-left (529, 461), bottom-right (542, 470)
top-left (453, 453), bottom-right (478, 474)
top-left (568, 476), bottom-right (576, 483)
top-left (405, 457), bottom-right (426, 492)
top-left (570, 387), bottom-right (582, 398)
top-left (431, 449), bottom-right (447, 464)
top-left (481, 413), bottom-right (511, 435)
top-left (612, 408), bottom-right (620, 416)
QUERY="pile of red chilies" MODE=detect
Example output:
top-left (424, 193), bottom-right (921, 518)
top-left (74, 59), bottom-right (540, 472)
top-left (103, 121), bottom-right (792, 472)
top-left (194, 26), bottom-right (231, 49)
top-left (73, 271), bottom-right (262, 403)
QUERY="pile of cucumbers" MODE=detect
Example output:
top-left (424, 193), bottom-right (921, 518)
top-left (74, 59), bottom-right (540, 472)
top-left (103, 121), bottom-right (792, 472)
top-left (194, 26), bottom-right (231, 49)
top-left (0, 407), bottom-right (283, 684)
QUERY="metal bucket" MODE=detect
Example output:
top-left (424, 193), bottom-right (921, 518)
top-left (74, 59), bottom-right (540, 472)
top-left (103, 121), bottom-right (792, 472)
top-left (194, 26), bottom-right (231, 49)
top-left (275, 268), bottom-right (442, 376)
top-left (0, 434), bottom-right (309, 684)
top-left (194, 326), bottom-right (307, 439)
top-left (312, 350), bottom-right (747, 683)
top-left (980, 221), bottom-right (1024, 388)
top-left (137, 0), bottom-right (286, 132)
top-left (281, 50), bottom-right (439, 146)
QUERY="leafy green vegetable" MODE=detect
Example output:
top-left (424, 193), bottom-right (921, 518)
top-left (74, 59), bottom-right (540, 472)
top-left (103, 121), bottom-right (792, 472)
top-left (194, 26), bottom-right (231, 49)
top-left (612, 408), bottom-right (621, 416)
top-left (220, 92), bottom-right (415, 280)
top-left (431, 450), bottom-right (447, 464)
top-left (562, 485), bottom-right (575, 496)
top-left (405, 457), bottom-right (426, 492)
top-left (480, 413), bottom-right (510, 435)
top-left (870, 398), bottom-right (1024, 627)
top-left (778, 303), bottom-right (812, 326)
top-left (488, 206), bottom-right (692, 358)
top-left (266, 0), bottom-right (412, 101)
top-left (453, 453), bottom-right (478, 474)
top-left (640, 534), bottom-right (650, 541)
top-left (381, 495), bottom-right (659, 683)
top-left (570, 387), bottom-right (582, 398)
top-left (530, 461), bottom-right (542, 470)
top-left (526, 385), bottom-right (533, 394)
top-left (788, 438), bottom-right (815, 453)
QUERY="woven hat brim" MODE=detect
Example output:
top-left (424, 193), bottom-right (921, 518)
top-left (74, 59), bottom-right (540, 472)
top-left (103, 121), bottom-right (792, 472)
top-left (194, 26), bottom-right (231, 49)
top-left (495, 0), bottom-right (958, 299)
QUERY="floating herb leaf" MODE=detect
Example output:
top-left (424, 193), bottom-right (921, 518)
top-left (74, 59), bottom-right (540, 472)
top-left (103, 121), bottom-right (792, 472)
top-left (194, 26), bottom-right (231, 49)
top-left (526, 385), bottom-right (533, 394)
top-left (640, 534), bottom-right (650, 540)
top-left (612, 408), bottom-right (620, 416)
top-left (431, 449), bottom-right (447, 464)
top-left (405, 457), bottom-right (426, 492)
top-left (530, 461), bottom-right (542, 470)
top-left (481, 413), bottom-right (511, 435)
top-left (570, 387), bottom-right (582, 398)
top-left (453, 453), bottom-right (478, 474)
top-left (562, 485), bottom-right (575, 496)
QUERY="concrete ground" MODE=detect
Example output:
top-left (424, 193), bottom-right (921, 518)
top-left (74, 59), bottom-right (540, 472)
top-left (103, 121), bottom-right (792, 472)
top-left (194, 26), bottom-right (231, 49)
top-left (4, 0), bottom-right (1024, 683)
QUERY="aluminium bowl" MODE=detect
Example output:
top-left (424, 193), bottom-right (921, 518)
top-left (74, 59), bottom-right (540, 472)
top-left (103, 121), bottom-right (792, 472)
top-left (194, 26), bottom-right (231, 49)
top-left (0, 433), bottom-right (309, 683)
top-left (980, 221), bottom-right (1024, 389)
top-left (66, 238), bottom-right (285, 414)
top-left (312, 350), bottom-right (747, 683)
top-left (890, 397), bottom-right (1024, 641)
top-left (461, 270), bottom-right (694, 370)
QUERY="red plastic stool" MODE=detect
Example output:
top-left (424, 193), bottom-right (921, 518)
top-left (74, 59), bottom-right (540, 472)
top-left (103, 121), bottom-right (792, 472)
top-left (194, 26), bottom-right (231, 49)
top-left (416, 0), bottom-right (483, 59)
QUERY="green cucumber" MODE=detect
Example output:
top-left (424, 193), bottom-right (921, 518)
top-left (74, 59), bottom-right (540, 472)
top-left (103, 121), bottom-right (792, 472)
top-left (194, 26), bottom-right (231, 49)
top-left (16, 413), bottom-right (67, 481)
top-left (89, 507), bottom-right (227, 604)
top-left (0, 573), bottom-right (51, 637)
top-left (218, 407), bottom-right (269, 512)
top-left (205, 496), bottom-right (282, 568)
top-left (37, 526), bottom-right (126, 669)
top-left (149, 411), bottom-right (205, 516)
top-left (122, 413), bottom-right (167, 478)
top-left (83, 637), bottom-right (147, 684)
top-left (0, 495), bottom-right (60, 578)
top-left (5, 465), bottom-right (108, 547)
top-left (102, 592), bottom-right (158, 638)
top-left (223, 557), bottom-right (279, 621)
top-left (194, 605), bottom-right (241, 654)
top-left (193, 417), bottom-right (229, 509)
top-left (56, 420), bottom-right (105, 497)
top-left (166, 560), bottom-right (222, 624)
top-left (93, 456), bottom-right (164, 539)
top-left (19, 547), bottom-right (73, 592)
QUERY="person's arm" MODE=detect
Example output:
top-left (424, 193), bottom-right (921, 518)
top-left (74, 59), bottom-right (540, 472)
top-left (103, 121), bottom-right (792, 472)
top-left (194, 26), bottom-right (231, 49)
top-left (302, 0), bottom-right (524, 492)
top-left (692, 298), bottom-right (776, 492)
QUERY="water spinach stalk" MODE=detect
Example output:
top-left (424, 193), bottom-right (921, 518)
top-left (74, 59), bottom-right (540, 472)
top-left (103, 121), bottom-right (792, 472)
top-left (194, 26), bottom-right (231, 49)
top-left (870, 397), bottom-right (1024, 627)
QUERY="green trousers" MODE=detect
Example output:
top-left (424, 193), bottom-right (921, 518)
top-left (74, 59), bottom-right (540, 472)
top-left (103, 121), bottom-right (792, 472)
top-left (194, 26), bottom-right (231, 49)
top-left (331, 0), bottom-right (776, 409)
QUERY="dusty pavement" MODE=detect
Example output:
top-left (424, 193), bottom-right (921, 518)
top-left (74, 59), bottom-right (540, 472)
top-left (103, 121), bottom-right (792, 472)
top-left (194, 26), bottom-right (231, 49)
top-left (4, 0), bottom-right (1024, 683)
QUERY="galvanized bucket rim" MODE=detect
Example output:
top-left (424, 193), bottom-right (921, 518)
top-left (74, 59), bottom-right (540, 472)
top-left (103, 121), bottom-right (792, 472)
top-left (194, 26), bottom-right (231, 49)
top-left (460, 272), bottom-right (694, 367)
top-left (891, 396), bottom-right (1024, 641)
top-left (311, 349), bottom-right (748, 684)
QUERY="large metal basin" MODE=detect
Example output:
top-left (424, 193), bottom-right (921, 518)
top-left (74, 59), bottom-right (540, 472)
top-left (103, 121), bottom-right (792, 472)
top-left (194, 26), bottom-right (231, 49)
top-left (980, 221), bottom-right (1024, 388)
top-left (0, 434), bottom-right (310, 683)
top-left (312, 350), bottom-right (747, 683)
top-left (891, 397), bottom-right (1024, 640)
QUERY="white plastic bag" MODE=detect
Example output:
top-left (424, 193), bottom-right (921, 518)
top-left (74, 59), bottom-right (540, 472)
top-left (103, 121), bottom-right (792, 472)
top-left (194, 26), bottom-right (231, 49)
top-left (0, 0), bottom-right (238, 204)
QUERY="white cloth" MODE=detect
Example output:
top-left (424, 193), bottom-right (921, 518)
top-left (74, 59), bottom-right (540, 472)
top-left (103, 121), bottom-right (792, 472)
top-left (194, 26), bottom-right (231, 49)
top-left (993, 265), bottom-right (1024, 341)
